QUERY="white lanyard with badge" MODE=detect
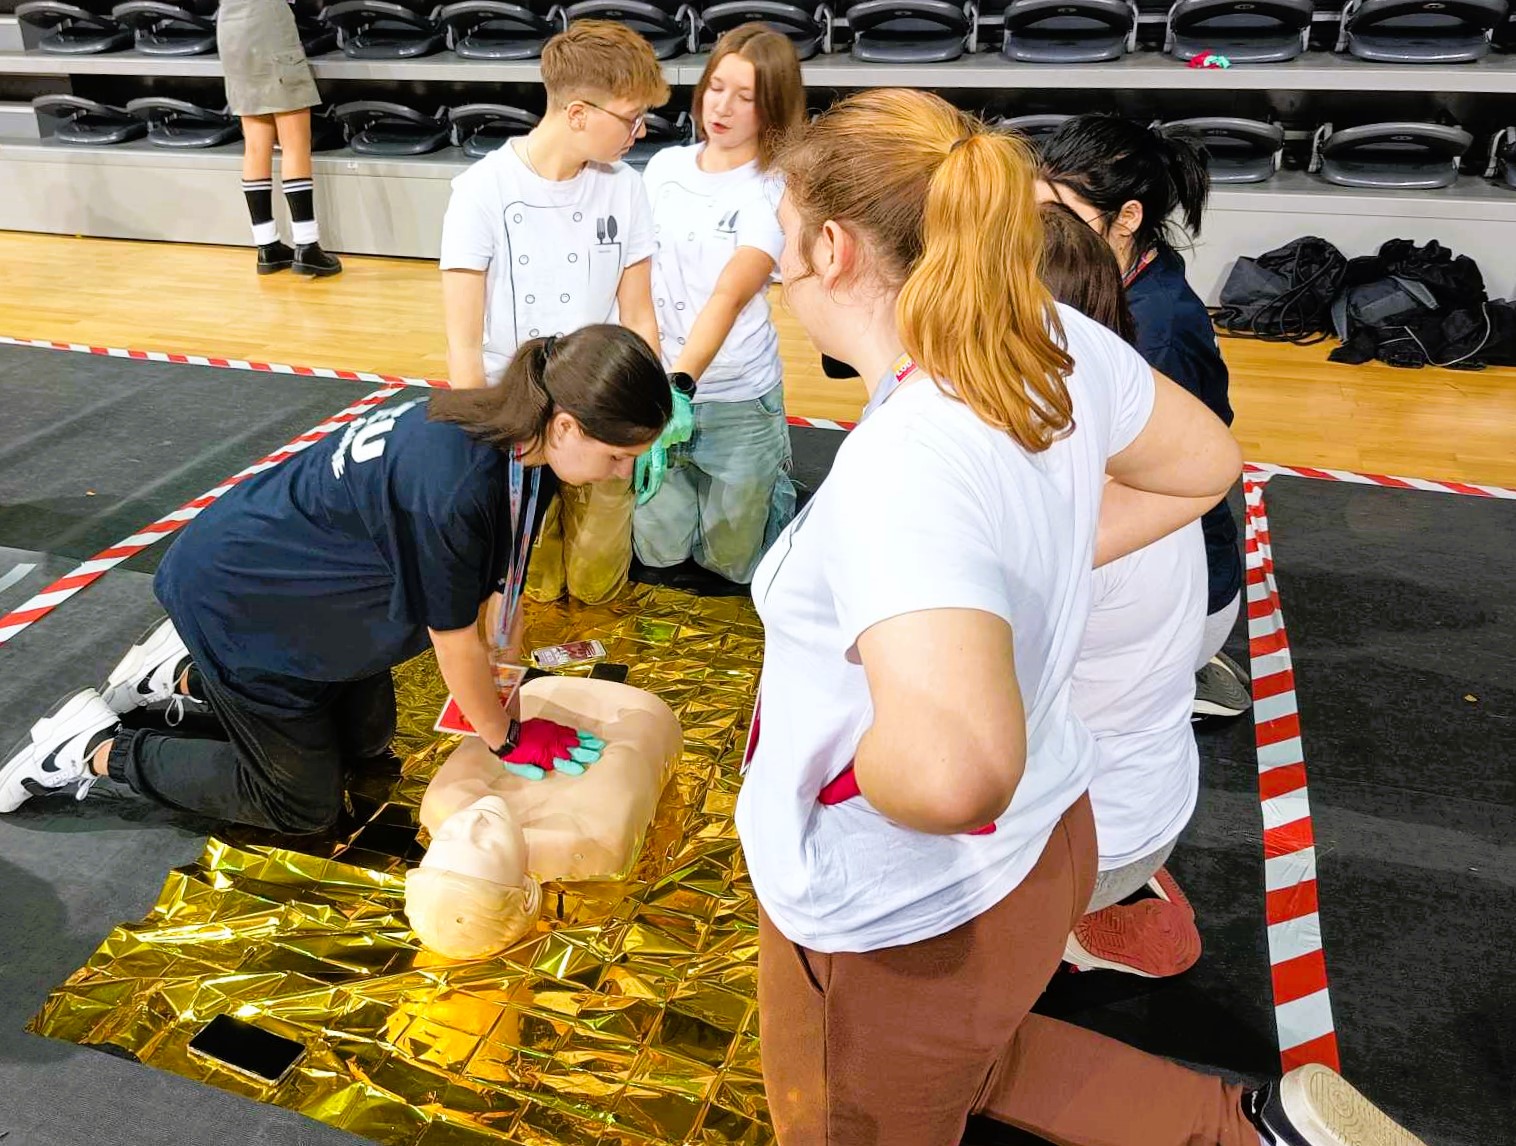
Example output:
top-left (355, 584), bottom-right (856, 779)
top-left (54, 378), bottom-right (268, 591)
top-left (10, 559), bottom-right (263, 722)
top-left (488, 445), bottom-right (541, 707)
top-left (433, 445), bottom-right (541, 736)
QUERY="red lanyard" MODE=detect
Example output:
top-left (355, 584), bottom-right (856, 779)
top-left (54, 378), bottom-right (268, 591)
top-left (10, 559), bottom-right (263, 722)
top-left (1122, 247), bottom-right (1157, 289)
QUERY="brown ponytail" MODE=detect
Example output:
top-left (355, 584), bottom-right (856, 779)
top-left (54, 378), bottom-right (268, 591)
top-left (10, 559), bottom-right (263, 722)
top-left (777, 89), bottom-right (1074, 453)
top-left (428, 324), bottom-right (670, 451)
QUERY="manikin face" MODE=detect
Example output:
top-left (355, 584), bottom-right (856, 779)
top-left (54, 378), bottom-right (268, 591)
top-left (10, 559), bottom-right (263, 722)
top-left (425, 795), bottom-right (530, 887)
top-left (542, 412), bottom-right (652, 486)
top-left (702, 54), bottom-right (761, 156)
top-left (572, 95), bottom-right (651, 165)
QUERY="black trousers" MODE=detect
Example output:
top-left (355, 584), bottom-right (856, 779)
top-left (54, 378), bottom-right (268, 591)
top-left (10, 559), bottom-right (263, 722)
top-left (107, 664), bottom-right (396, 834)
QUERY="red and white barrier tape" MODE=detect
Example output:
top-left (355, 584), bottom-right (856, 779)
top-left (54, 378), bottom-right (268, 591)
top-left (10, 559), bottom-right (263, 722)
top-left (4, 335), bottom-right (1513, 503)
top-left (1243, 462), bottom-right (1516, 500)
top-left (0, 335), bottom-right (448, 391)
top-left (1243, 473), bottom-right (1341, 1073)
top-left (0, 384), bottom-right (404, 647)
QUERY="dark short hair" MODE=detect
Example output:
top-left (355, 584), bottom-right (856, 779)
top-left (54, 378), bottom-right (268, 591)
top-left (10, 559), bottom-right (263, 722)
top-left (1037, 201), bottom-right (1137, 345)
top-left (428, 325), bottom-right (671, 451)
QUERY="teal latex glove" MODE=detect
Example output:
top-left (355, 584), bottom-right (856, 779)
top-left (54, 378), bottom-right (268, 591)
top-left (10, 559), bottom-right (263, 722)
top-left (662, 386), bottom-right (695, 449)
top-left (634, 443), bottom-right (667, 505)
top-left (501, 720), bottom-right (606, 781)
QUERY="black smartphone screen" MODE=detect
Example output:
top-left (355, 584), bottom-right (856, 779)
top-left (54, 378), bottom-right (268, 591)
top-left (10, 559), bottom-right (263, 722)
top-left (589, 662), bottom-right (629, 684)
top-left (187, 1014), bottom-right (305, 1084)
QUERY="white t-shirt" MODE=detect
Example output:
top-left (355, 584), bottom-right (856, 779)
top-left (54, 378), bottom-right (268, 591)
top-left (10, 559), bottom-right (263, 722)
top-left (1072, 520), bottom-right (1206, 870)
top-left (439, 143), bottom-right (656, 383)
top-left (642, 144), bottom-right (784, 402)
top-left (738, 305), bottom-right (1157, 953)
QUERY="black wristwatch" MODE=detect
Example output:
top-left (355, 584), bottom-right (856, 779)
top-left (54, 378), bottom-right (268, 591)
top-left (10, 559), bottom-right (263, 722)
top-left (489, 718), bottom-right (521, 760)
top-left (669, 371), bottom-right (696, 397)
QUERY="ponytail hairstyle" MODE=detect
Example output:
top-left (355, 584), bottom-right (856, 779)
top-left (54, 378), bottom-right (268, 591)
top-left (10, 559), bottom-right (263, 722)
top-left (428, 324), bottom-right (671, 452)
top-left (776, 89), bottom-right (1075, 454)
top-left (1039, 113), bottom-right (1210, 258)
top-left (1037, 201), bottom-right (1137, 345)
top-left (693, 23), bottom-right (805, 170)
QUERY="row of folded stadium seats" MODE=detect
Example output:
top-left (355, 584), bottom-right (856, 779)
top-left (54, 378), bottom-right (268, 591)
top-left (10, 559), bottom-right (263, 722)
top-left (29, 94), bottom-right (1516, 191)
top-left (16, 0), bottom-right (1516, 64)
top-left (29, 93), bottom-right (692, 161)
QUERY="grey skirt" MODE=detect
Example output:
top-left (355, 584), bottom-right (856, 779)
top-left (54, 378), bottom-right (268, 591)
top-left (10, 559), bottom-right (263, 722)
top-left (217, 0), bottom-right (320, 116)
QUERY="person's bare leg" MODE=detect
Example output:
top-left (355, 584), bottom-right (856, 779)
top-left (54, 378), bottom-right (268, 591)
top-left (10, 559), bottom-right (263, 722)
top-left (275, 108), bottom-right (341, 276)
top-left (273, 108), bottom-right (312, 179)
top-left (242, 114), bottom-right (276, 181)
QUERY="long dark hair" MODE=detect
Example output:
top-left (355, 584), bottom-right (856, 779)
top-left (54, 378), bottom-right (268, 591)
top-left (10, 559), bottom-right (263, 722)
top-left (1038, 201), bottom-right (1137, 345)
top-left (1039, 113), bottom-right (1210, 258)
top-left (429, 325), bottom-right (670, 450)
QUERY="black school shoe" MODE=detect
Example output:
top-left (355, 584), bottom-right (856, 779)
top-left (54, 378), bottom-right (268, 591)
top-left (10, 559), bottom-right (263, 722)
top-left (294, 243), bottom-right (343, 278)
top-left (1246, 1064), bottom-right (1427, 1146)
top-left (257, 240), bottom-right (295, 275)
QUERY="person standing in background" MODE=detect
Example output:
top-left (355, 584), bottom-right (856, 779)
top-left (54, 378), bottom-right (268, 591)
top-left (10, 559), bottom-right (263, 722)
top-left (633, 24), bottom-right (805, 584)
top-left (219, 0), bottom-right (342, 277)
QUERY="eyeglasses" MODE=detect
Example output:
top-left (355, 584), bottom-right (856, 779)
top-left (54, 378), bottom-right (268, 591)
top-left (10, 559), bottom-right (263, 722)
top-left (581, 100), bottom-right (646, 139)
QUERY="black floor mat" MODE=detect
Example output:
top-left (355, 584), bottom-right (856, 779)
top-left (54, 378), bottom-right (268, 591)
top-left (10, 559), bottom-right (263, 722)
top-left (0, 343), bottom-right (400, 572)
top-left (1261, 477), bottom-right (1516, 1145)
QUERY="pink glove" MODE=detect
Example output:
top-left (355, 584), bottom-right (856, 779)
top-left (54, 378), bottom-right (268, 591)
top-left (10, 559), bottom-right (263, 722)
top-left (500, 719), bottom-right (605, 781)
top-left (818, 763), bottom-right (996, 835)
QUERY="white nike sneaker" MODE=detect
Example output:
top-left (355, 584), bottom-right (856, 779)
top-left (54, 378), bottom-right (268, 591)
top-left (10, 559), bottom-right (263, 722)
top-left (101, 617), bottom-right (191, 717)
top-left (0, 689), bottom-right (120, 813)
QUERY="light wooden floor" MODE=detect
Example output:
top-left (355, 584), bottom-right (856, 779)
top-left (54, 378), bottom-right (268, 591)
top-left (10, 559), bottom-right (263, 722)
top-left (3, 231), bottom-right (1513, 486)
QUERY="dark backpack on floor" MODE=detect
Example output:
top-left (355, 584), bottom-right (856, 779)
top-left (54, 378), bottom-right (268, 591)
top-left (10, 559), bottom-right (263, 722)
top-left (1213, 236), bottom-right (1347, 345)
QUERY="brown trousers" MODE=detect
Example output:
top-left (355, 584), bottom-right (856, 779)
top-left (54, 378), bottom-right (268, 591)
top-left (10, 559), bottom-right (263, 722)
top-left (757, 795), bottom-right (1259, 1146)
top-left (524, 478), bottom-right (634, 606)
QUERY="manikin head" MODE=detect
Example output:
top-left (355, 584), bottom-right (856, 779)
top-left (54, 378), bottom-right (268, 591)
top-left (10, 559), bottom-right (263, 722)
top-left (404, 795), bottom-right (543, 960)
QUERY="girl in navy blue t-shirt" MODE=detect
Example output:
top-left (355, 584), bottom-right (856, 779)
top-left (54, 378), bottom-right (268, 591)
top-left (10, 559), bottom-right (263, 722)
top-left (1, 326), bottom-right (670, 831)
top-left (1039, 114), bottom-right (1251, 719)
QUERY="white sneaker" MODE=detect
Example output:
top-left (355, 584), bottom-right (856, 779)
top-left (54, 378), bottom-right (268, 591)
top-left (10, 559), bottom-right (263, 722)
top-left (0, 689), bottom-right (120, 813)
top-left (1248, 1063), bottom-right (1427, 1146)
top-left (100, 617), bottom-right (191, 718)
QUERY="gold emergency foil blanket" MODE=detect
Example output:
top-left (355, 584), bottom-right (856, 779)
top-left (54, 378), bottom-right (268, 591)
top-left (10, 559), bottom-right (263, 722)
top-left (30, 586), bottom-right (773, 1145)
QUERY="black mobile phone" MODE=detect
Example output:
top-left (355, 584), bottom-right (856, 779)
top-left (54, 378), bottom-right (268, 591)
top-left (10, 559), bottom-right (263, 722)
top-left (589, 662), bottom-right (630, 684)
top-left (187, 1014), bottom-right (305, 1086)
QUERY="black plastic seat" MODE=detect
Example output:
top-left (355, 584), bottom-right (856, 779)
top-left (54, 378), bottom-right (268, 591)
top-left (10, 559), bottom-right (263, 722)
top-left (1310, 121), bottom-right (1472, 189)
top-left (1165, 0), bottom-right (1312, 61)
top-left (994, 113), bottom-right (1071, 147)
top-left (310, 106), bottom-right (348, 150)
top-left (1494, 1), bottom-right (1514, 49)
top-left (322, 0), bottom-right (448, 57)
top-left (333, 101), bottom-right (451, 153)
top-left (697, 0), bottom-right (830, 58)
top-left (33, 95), bottom-right (147, 143)
top-left (16, 0), bottom-right (133, 53)
top-left (1335, 0), bottom-right (1503, 61)
top-left (844, 0), bottom-right (972, 61)
top-left (1002, 0), bottom-right (1136, 62)
top-left (564, 0), bottom-right (694, 57)
top-left (449, 102), bottom-right (541, 157)
top-left (110, 0), bottom-right (217, 53)
top-left (439, 0), bottom-right (564, 57)
top-left (1167, 116), bottom-right (1283, 182)
top-left (125, 97), bottom-right (241, 147)
top-left (293, 0), bottom-right (340, 53)
top-left (1484, 125), bottom-right (1515, 189)
top-left (624, 109), bottom-right (692, 168)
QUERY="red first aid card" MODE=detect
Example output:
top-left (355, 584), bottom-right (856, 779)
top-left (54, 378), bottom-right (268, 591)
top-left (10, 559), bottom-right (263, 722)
top-left (433, 696), bottom-right (477, 736)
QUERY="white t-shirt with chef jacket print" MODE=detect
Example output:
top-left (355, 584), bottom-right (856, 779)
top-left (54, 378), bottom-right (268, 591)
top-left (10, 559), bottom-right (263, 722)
top-left (642, 143), bottom-right (785, 403)
top-left (440, 143), bottom-right (656, 384)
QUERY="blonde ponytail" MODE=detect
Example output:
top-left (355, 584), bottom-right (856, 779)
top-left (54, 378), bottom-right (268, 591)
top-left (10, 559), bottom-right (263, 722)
top-left (899, 131), bottom-right (1074, 451)
top-left (777, 90), bottom-right (1075, 454)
